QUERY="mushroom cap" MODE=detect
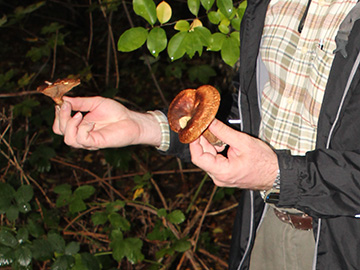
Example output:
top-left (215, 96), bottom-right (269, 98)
top-left (168, 85), bottom-right (220, 144)
top-left (37, 78), bottom-right (81, 105)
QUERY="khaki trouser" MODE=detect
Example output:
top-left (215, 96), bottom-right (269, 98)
top-left (249, 206), bottom-right (315, 270)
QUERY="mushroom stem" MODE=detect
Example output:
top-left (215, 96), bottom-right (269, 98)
top-left (203, 128), bottom-right (224, 147)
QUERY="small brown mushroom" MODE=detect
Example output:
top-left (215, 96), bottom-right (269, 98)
top-left (168, 85), bottom-right (223, 146)
top-left (37, 78), bottom-right (81, 105)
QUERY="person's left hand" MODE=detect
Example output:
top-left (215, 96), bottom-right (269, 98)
top-left (189, 119), bottom-right (279, 190)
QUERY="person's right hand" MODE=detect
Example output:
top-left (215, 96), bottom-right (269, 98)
top-left (52, 96), bottom-right (162, 150)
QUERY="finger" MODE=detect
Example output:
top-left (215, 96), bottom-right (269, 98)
top-left (209, 119), bottom-right (247, 148)
top-left (59, 101), bottom-right (73, 134)
top-left (75, 121), bottom-right (98, 148)
top-left (52, 105), bottom-right (62, 135)
top-left (189, 138), bottom-right (229, 172)
top-left (63, 112), bottom-right (84, 147)
top-left (198, 136), bottom-right (217, 155)
top-left (63, 96), bottom-right (104, 112)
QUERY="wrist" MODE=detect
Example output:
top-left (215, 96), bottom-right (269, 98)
top-left (131, 111), bottom-right (163, 147)
top-left (146, 110), bottom-right (170, 151)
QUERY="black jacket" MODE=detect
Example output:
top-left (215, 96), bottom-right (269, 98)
top-left (164, 0), bottom-right (360, 269)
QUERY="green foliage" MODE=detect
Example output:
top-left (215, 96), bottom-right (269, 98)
top-left (118, 0), bottom-right (246, 66)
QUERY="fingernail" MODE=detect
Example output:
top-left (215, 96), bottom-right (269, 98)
top-left (61, 102), bottom-right (68, 110)
top-left (74, 112), bottom-right (82, 119)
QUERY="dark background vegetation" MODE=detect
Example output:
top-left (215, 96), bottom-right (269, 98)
top-left (0, 0), bottom-right (241, 269)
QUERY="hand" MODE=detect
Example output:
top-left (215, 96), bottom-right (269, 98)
top-left (53, 96), bottom-right (162, 150)
top-left (189, 119), bottom-right (279, 190)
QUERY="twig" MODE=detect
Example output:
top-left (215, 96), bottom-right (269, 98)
top-left (192, 185), bottom-right (217, 252)
top-left (50, 29), bottom-right (59, 80)
top-left (63, 205), bottom-right (101, 232)
top-left (206, 202), bottom-right (239, 216)
top-left (98, 0), bottom-right (120, 88)
top-left (0, 90), bottom-right (40, 98)
top-left (198, 248), bottom-right (229, 268)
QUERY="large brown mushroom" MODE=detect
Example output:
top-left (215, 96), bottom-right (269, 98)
top-left (168, 85), bottom-right (223, 146)
top-left (37, 78), bottom-right (80, 105)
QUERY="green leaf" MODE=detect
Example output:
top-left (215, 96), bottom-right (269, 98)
top-left (208, 32), bottom-right (226, 51)
top-left (184, 31), bottom-right (203, 58)
top-left (231, 16), bottom-right (241, 31)
top-left (157, 208), bottom-right (167, 217)
top-left (72, 253), bottom-right (101, 270)
top-left (15, 185), bottom-right (34, 204)
top-left (200, 0), bottom-right (215, 11)
top-left (218, 21), bottom-right (230, 34)
top-left (6, 205), bottom-right (19, 221)
top-left (208, 11), bottom-right (221, 24)
top-left (123, 238), bottom-right (144, 264)
top-left (156, 1), bottom-right (172, 24)
top-left (53, 184), bottom-right (72, 195)
top-left (104, 148), bottom-right (132, 170)
top-left (167, 210), bottom-right (185, 224)
top-left (0, 230), bottom-right (18, 248)
top-left (200, 0), bottom-right (215, 10)
top-left (174, 20), bottom-right (190, 32)
top-left (41, 22), bottom-right (64, 34)
top-left (48, 232), bottom-right (66, 253)
top-left (118, 27), bottom-right (148, 52)
top-left (65, 242), bottom-right (80, 256)
top-left (16, 228), bottom-right (29, 244)
top-left (0, 246), bottom-right (13, 266)
top-left (216, 0), bottom-right (234, 18)
top-left (17, 202), bottom-right (31, 214)
top-left (0, 15), bottom-right (7, 27)
top-left (13, 99), bottom-right (40, 117)
top-left (32, 239), bottom-right (53, 260)
top-left (56, 193), bottom-right (72, 207)
top-left (188, 0), bottom-right (200, 16)
top-left (74, 185), bottom-right (95, 200)
top-left (193, 26), bottom-right (211, 47)
top-left (133, 0), bottom-right (157, 25)
top-left (15, 245), bottom-right (32, 267)
top-left (17, 1), bottom-right (45, 15)
top-left (147, 27), bottom-right (167, 57)
top-left (0, 183), bottom-right (15, 213)
top-left (69, 197), bottom-right (86, 213)
top-left (147, 222), bottom-right (172, 241)
top-left (187, 65), bottom-right (216, 83)
top-left (173, 239), bottom-right (191, 252)
top-left (51, 255), bottom-right (75, 270)
top-left (91, 212), bottom-right (108, 225)
top-left (221, 35), bottom-right (240, 67)
top-left (109, 212), bottom-right (131, 231)
top-left (28, 145), bottom-right (56, 172)
top-left (168, 32), bottom-right (187, 61)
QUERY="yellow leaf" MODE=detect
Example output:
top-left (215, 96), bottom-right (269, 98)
top-left (84, 153), bottom-right (93, 163)
top-left (212, 227), bottom-right (223, 234)
top-left (133, 188), bottom-right (144, 200)
top-left (156, 1), bottom-right (172, 24)
top-left (189, 18), bottom-right (203, 31)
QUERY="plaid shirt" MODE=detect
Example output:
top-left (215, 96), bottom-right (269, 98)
top-left (259, 0), bottom-right (357, 155)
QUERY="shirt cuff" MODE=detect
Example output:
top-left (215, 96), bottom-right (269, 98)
top-left (147, 110), bottom-right (170, 152)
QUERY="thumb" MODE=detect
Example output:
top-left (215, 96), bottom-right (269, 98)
top-left (63, 96), bottom-right (104, 112)
top-left (208, 119), bottom-right (246, 148)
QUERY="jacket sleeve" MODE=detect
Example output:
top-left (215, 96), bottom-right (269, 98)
top-left (275, 149), bottom-right (360, 219)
